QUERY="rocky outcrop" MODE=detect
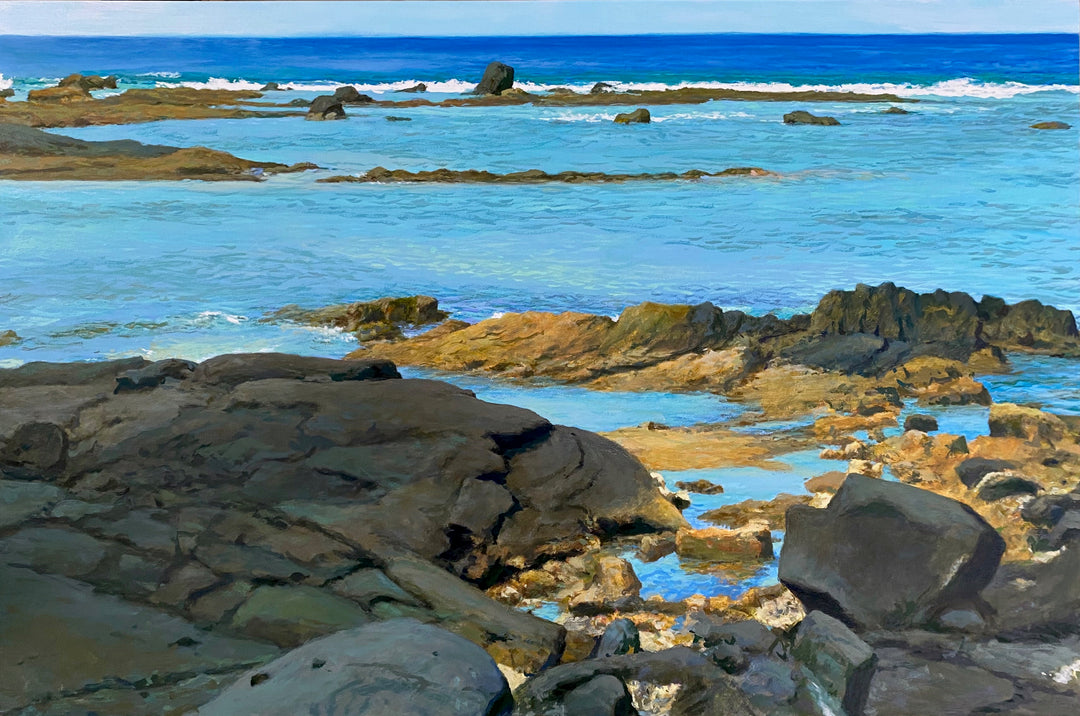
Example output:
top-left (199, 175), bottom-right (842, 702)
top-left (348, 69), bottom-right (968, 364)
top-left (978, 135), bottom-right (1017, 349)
top-left (319, 166), bottom-right (774, 184)
top-left (197, 620), bottom-right (513, 716)
top-left (400, 83), bottom-right (428, 93)
top-left (783, 110), bottom-right (840, 126)
top-left (306, 95), bottom-right (346, 120)
top-left (779, 474), bottom-right (1006, 630)
top-left (591, 82), bottom-right (616, 94)
top-left (0, 122), bottom-right (316, 180)
top-left (27, 85), bottom-right (93, 102)
top-left (259, 82), bottom-right (281, 91)
top-left (473, 62), bottom-right (515, 95)
top-left (58, 73), bottom-right (118, 91)
top-left (0, 352), bottom-right (688, 710)
top-left (265, 295), bottom-right (448, 341)
top-left (614, 108), bottom-right (650, 124)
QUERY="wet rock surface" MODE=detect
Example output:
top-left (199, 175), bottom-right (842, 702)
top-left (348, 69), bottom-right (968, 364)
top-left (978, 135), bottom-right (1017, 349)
top-left (319, 165), bottom-right (774, 184)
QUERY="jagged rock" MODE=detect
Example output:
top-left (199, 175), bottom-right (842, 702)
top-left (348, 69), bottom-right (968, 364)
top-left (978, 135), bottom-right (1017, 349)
top-left (562, 675), bottom-right (637, 716)
top-left (675, 525), bottom-right (773, 561)
top-left (792, 611), bottom-right (877, 716)
top-left (198, 619), bottom-right (512, 716)
top-left (473, 62), bottom-right (515, 95)
top-left (779, 474), bottom-right (1005, 630)
top-left (989, 403), bottom-right (1069, 445)
top-left (400, 83), bottom-right (427, 93)
top-left (955, 456), bottom-right (1017, 488)
top-left (58, 73), bottom-right (118, 91)
top-left (592, 618), bottom-right (641, 658)
top-left (259, 82), bottom-right (281, 91)
top-left (864, 648), bottom-right (1014, 716)
top-left (591, 82), bottom-right (616, 94)
top-left (974, 471), bottom-right (1041, 501)
top-left (332, 86), bottom-right (374, 104)
top-left (783, 110), bottom-right (840, 125)
top-left (903, 414), bottom-right (938, 432)
top-left (614, 108), bottom-right (651, 124)
top-left (306, 95), bottom-right (346, 120)
top-left (267, 295), bottom-right (448, 337)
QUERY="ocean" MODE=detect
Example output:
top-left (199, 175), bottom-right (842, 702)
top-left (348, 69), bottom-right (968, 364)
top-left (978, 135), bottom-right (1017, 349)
top-left (1, 30), bottom-right (1078, 601)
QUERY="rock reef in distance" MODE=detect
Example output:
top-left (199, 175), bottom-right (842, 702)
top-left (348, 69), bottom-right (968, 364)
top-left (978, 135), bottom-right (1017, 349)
top-left (0, 123), bottom-right (317, 181)
top-left (319, 165), bottom-right (775, 184)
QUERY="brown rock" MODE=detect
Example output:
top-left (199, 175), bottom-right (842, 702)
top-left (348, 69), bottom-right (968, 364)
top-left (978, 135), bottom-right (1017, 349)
top-left (675, 525), bottom-right (774, 561)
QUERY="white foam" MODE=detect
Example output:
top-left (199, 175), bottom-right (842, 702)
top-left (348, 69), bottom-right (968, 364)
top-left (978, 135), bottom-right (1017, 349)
top-left (137, 71), bottom-right (181, 79)
top-left (152, 75), bottom-right (1078, 99)
top-left (192, 310), bottom-right (248, 326)
top-left (0, 74), bottom-right (12, 91)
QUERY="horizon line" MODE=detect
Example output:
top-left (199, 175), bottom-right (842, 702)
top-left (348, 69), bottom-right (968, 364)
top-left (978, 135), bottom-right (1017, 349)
top-left (2, 30), bottom-right (1077, 39)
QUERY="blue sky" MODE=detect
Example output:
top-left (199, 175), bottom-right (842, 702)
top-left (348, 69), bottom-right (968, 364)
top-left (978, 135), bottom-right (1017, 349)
top-left (0, 1), bottom-right (1076, 36)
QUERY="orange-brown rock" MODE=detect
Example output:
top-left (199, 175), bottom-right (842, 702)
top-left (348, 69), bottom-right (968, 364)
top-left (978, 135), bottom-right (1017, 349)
top-left (674, 525), bottom-right (774, 561)
top-left (699, 494), bottom-right (812, 530)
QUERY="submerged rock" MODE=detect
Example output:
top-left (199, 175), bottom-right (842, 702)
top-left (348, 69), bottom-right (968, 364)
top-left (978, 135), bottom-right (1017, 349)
top-left (779, 474), bottom-right (1005, 630)
top-left (306, 95), bottom-right (346, 120)
top-left (400, 82), bottom-right (428, 93)
top-left (783, 110), bottom-right (840, 125)
top-left (473, 61), bottom-right (515, 95)
top-left (0, 329), bottom-right (21, 346)
top-left (882, 106), bottom-right (909, 115)
top-left (1031, 121), bottom-right (1071, 129)
top-left (614, 107), bottom-right (651, 124)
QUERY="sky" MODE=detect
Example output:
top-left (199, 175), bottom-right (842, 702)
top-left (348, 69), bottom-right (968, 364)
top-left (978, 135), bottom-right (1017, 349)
top-left (0, 0), bottom-right (1076, 37)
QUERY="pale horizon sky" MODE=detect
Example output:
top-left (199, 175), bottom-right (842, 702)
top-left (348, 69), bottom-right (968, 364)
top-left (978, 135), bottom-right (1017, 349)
top-left (0, 1), bottom-right (1077, 37)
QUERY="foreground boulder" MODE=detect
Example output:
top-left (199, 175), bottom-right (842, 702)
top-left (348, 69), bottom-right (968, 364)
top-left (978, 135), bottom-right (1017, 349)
top-left (792, 611), bottom-right (876, 715)
top-left (614, 108), bottom-right (651, 124)
top-left (306, 95), bottom-right (346, 120)
top-left (779, 474), bottom-right (1005, 630)
top-left (198, 620), bottom-right (512, 716)
top-left (783, 110), bottom-right (840, 126)
top-left (474, 61), bottom-right (515, 95)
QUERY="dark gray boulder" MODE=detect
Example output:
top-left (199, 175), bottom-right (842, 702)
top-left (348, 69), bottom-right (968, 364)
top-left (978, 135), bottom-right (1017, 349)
top-left (473, 62), bottom-right (515, 95)
top-left (562, 675), bottom-right (637, 716)
top-left (792, 611), bottom-right (876, 716)
top-left (0, 89), bottom-right (15, 98)
top-left (197, 619), bottom-right (513, 716)
top-left (779, 474), bottom-right (1006, 630)
top-left (955, 457), bottom-right (1016, 488)
top-left (784, 110), bottom-right (840, 126)
top-left (591, 618), bottom-right (641, 658)
top-left (333, 86), bottom-right (374, 104)
top-left (306, 95), bottom-right (346, 121)
top-left (614, 108), bottom-right (650, 124)
top-left (590, 82), bottom-right (616, 94)
top-left (400, 83), bottom-right (427, 93)
top-left (259, 82), bottom-right (281, 91)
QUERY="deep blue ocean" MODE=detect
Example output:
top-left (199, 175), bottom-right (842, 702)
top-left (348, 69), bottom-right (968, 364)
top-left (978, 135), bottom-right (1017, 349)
top-left (1, 32), bottom-right (1078, 600)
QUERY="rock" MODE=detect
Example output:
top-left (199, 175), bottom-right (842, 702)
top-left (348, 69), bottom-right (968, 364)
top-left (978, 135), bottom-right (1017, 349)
top-left (864, 648), bottom-right (1014, 716)
top-left (738, 657), bottom-right (800, 713)
top-left (705, 640), bottom-right (748, 674)
top-left (592, 618), bottom-right (641, 658)
top-left (779, 474), bottom-right (1005, 630)
top-left (259, 82), bottom-right (280, 91)
top-left (0, 480), bottom-right (64, 528)
top-left (189, 351), bottom-right (399, 386)
top-left (197, 619), bottom-right (512, 716)
top-left (0, 421), bottom-right (68, 478)
top-left (614, 108), bottom-right (651, 124)
top-left (287, 97), bottom-right (310, 106)
top-left (700, 494), bottom-right (810, 530)
top-left (114, 357), bottom-right (196, 392)
top-left (783, 110), bottom-right (840, 126)
top-left (954, 456), bottom-right (1017, 488)
top-left (689, 616), bottom-right (776, 654)
top-left (0, 329), bottom-right (19, 345)
top-left (989, 403), bottom-right (1068, 445)
top-left (58, 73), bottom-right (118, 91)
top-left (903, 414), bottom-right (938, 432)
top-left (0, 89), bottom-right (14, 98)
top-left (1021, 491), bottom-right (1080, 527)
top-left (386, 115), bottom-right (412, 121)
top-left (400, 83), bottom-right (427, 93)
top-left (805, 471), bottom-right (847, 493)
top-left (674, 479), bottom-right (724, 495)
top-left (979, 297), bottom-right (1078, 347)
top-left (306, 95), bottom-right (346, 120)
top-left (230, 584), bottom-right (373, 647)
top-left (28, 85), bottom-right (94, 102)
top-left (1031, 121), bottom-right (1071, 129)
top-left (982, 544), bottom-right (1080, 634)
top-left (268, 295), bottom-right (448, 336)
top-left (562, 675), bottom-right (637, 716)
top-left (974, 471), bottom-right (1041, 501)
top-left (568, 556), bottom-right (642, 614)
top-left (675, 525), bottom-right (773, 561)
top-left (0, 564), bottom-right (276, 713)
top-left (882, 106), bottom-right (909, 114)
top-left (330, 567), bottom-right (423, 608)
top-left (591, 82), bottom-right (616, 94)
top-left (332, 86), bottom-right (374, 104)
top-left (792, 611), bottom-right (877, 716)
top-left (473, 61), bottom-right (515, 95)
